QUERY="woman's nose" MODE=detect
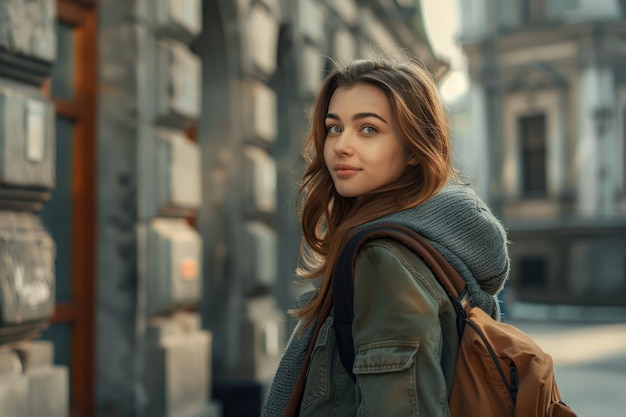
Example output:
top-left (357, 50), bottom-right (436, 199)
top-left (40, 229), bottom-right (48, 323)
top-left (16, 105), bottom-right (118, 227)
top-left (334, 130), bottom-right (354, 155)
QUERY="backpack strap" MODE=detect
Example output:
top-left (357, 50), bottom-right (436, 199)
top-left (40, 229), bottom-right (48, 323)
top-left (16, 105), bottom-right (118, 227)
top-left (333, 223), bottom-right (471, 382)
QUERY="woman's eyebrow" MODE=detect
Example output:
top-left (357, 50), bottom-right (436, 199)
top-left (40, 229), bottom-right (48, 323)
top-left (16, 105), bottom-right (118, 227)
top-left (353, 112), bottom-right (387, 124)
top-left (325, 112), bottom-right (388, 124)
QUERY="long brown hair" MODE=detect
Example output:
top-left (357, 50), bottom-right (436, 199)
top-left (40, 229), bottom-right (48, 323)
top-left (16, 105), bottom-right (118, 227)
top-left (293, 57), bottom-right (457, 330)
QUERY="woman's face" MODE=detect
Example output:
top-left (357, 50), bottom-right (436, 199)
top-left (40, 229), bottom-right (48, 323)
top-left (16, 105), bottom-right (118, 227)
top-left (323, 83), bottom-right (416, 198)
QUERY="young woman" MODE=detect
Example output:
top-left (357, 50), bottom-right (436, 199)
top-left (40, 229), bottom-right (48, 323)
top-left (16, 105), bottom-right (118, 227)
top-left (262, 57), bottom-right (510, 416)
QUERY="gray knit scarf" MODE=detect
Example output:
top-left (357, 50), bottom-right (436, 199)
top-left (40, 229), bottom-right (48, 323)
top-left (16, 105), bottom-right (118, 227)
top-left (261, 183), bottom-right (510, 417)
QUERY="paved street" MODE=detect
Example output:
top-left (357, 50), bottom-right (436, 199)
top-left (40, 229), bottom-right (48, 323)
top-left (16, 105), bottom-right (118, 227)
top-left (510, 319), bottom-right (626, 417)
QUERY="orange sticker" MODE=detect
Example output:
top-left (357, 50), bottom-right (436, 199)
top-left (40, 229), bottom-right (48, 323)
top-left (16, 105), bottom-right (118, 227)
top-left (180, 259), bottom-right (198, 280)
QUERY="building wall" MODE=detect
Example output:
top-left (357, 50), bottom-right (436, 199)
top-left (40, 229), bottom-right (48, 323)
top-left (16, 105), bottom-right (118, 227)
top-left (0, 0), bottom-right (71, 416)
top-left (97, 1), bottom-right (219, 416)
top-left (0, 0), bottom-right (444, 416)
top-left (458, 0), bottom-right (626, 309)
top-left (447, 86), bottom-right (491, 199)
top-left (193, 1), bottom-right (445, 415)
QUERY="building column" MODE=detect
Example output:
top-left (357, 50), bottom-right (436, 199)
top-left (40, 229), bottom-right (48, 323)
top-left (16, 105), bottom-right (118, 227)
top-left (577, 64), bottom-right (616, 217)
top-left (98, 1), bottom-right (218, 416)
top-left (194, 1), bottom-right (286, 415)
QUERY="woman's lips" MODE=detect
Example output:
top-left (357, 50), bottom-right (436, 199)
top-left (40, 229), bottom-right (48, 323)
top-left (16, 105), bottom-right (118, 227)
top-left (334, 165), bottom-right (360, 178)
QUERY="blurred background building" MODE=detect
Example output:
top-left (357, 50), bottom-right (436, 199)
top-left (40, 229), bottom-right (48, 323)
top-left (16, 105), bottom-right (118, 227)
top-left (1, 0), bottom-right (625, 416)
top-left (451, 0), bottom-right (626, 316)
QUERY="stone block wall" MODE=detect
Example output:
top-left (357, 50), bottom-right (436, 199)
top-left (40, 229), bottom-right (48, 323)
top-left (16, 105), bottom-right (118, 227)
top-left (0, 0), bottom-right (67, 415)
top-left (1, 0), bottom-right (442, 416)
top-left (97, 0), bottom-right (219, 416)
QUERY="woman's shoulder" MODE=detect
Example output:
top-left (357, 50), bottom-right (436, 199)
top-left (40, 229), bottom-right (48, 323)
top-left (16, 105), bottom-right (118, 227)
top-left (354, 238), bottom-right (451, 306)
top-left (358, 238), bottom-right (434, 279)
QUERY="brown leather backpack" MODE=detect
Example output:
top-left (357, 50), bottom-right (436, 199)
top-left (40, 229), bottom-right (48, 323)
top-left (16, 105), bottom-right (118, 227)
top-left (448, 307), bottom-right (575, 416)
top-left (328, 224), bottom-right (578, 417)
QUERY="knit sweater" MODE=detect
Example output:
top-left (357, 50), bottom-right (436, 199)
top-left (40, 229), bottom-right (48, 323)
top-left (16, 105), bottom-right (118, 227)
top-left (261, 183), bottom-right (510, 417)
top-left (363, 183), bottom-right (510, 317)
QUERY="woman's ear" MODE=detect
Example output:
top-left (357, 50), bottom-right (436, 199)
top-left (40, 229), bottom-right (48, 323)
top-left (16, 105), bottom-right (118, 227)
top-left (407, 154), bottom-right (419, 167)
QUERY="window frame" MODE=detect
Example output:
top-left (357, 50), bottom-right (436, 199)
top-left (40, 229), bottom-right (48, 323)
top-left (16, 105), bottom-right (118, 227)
top-left (518, 113), bottom-right (548, 198)
top-left (41, 1), bottom-right (97, 416)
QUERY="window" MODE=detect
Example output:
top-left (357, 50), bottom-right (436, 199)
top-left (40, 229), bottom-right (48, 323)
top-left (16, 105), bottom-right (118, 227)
top-left (520, 256), bottom-right (548, 289)
top-left (520, 0), bottom-right (547, 24)
top-left (519, 114), bottom-right (547, 197)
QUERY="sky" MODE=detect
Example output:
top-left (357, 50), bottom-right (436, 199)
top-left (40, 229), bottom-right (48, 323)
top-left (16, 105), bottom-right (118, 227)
top-left (421, 0), bottom-right (469, 101)
top-left (421, 0), bottom-right (464, 69)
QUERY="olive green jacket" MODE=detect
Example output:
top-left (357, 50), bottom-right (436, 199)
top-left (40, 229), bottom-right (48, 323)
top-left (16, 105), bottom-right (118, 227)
top-left (262, 184), bottom-right (509, 416)
top-left (298, 238), bottom-right (459, 417)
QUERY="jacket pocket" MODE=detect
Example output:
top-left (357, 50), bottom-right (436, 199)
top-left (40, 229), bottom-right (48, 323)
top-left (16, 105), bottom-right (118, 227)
top-left (353, 341), bottom-right (421, 416)
top-left (300, 315), bottom-right (335, 411)
top-left (353, 340), bottom-right (420, 374)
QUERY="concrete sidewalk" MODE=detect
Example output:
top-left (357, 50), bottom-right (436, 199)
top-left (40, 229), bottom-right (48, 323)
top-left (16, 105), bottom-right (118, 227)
top-left (511, 319), bottom-right (626, 417)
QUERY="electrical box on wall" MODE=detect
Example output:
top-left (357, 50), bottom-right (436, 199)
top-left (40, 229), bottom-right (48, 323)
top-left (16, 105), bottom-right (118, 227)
top-left (154, 0), bottom-right (202, 43)
top-left (0, 0), bottom-right (56, 84)
top-left (0, 212), bottom-right (55, 326)
top-left (139, 128), bottom-right (202, 219)
top-left (242, 221), bottom-right (277, 295)
top-left (241, 4), bottom-right (279, 80)
top-left (143, 312), bottom-right (216, 417)
top-left (0, 82), bottom-right (55, 200)
top-left (155, 130), bottom-right (202, 211)
top-left (242, 146), bottom-right (277, 216)
top-left (0, 350), bottom-right (28, 415)
top-left (142, 219), bottom-right (203, 316)
top-left (237, 297), bottom-right (285, 382)
top-left (242, 81), bottom-right (277, 145)
top-left (297, 44), bottom-right (324, 100)
top-left (155, 40), bottom-right (201, 126)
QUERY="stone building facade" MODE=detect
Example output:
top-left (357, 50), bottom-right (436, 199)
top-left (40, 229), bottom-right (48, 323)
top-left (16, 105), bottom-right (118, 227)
top-left (0, 0), bottom-right (444, 416)
top-left (457, 0), bottom-right (626, 315)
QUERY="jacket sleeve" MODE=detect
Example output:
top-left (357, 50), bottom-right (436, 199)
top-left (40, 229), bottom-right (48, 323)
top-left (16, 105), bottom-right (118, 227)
top-left (352, 239), bottom-right (451, 417)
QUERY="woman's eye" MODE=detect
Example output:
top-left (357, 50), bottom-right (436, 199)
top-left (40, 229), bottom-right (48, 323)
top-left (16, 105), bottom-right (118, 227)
top-left (361, 126), bottom-right (377, 134)
top-left (326, 125), bottom-right (342, 134)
